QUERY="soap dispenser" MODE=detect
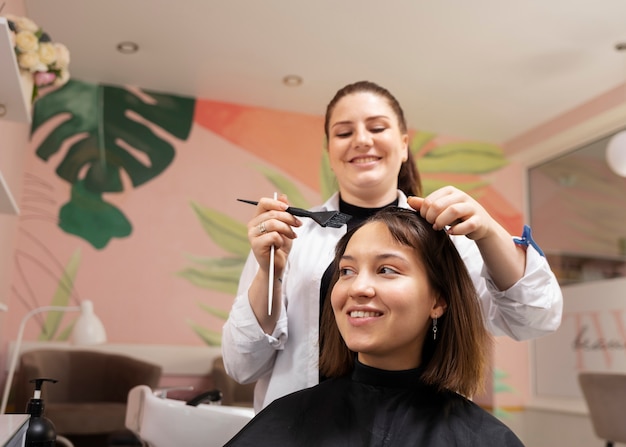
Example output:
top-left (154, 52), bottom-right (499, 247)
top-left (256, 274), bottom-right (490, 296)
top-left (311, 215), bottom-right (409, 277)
top-left (25, 378), bottom-right (58, 447)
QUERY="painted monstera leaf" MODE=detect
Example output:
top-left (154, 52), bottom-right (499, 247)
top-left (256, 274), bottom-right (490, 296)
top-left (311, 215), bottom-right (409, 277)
top-left (31, 79), bottom-right (195, 248)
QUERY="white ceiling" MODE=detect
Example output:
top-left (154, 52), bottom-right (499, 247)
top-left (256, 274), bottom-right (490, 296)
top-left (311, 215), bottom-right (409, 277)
top-left (22, 0), bottom-right (626, 143)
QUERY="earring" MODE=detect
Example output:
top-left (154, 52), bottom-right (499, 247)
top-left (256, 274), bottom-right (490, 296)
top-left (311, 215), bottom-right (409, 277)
top-left (432, 316), bottom-right (438, 340)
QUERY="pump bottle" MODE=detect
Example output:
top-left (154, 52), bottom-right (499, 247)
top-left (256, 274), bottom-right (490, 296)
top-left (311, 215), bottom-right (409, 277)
top-left (24, 378), bottom-right (58, 447)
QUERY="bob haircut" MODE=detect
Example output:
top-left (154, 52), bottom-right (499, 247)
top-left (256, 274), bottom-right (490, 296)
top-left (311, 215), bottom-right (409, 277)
top-left (319, 207), bottom-right (492, 397)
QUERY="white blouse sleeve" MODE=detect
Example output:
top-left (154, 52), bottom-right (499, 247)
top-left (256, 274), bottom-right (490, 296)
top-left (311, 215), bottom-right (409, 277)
top-left (221, 251), bottom-right (288, 384)
top-left (454, 235), bottom-right (563, 341)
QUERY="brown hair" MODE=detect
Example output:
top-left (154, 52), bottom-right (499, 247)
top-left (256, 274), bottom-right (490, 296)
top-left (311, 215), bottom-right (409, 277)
top-left (319, 207), bottom-right (491, 397)
top-left (324, 81), bottom-right (422, 197)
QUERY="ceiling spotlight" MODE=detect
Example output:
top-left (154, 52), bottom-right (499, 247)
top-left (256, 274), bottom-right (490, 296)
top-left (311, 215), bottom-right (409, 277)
top-left (282, 75), bottom-right (303, 87)
top-left (117, 41), bottom-right (139, 54)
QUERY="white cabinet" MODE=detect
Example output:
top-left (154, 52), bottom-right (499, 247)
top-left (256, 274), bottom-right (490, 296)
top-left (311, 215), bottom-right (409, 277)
top-left (0, 17), bottom-right (31, 124)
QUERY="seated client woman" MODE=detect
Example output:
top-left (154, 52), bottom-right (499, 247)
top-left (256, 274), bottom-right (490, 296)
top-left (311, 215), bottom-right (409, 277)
top-left (225, 207), bottom-right (524, 446)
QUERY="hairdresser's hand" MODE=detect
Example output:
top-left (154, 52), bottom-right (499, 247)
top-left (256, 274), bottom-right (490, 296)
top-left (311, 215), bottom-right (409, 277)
top-left (410, 186), bottom-right (527, 290)
top-left (408, 186), bottom-right (495, 241)
top-left (247, 195), bottom-right (302, 277)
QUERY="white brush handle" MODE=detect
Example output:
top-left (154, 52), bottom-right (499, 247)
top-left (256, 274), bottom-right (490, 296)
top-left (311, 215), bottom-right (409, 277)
top-left (268, 192), bottom-right (277, 315)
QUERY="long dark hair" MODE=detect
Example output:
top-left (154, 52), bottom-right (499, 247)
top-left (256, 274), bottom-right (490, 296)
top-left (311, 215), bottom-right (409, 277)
top-left (324, 81), bottom-right (422, 197)
top-left (319, 207), bottom-right (491, 397)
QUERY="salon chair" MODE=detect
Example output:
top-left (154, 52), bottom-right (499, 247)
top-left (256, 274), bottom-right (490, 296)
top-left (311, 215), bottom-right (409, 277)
top-left (14, 349), bottom-right (162, 446)
top-left (578, 372), bottom-right (626, 447)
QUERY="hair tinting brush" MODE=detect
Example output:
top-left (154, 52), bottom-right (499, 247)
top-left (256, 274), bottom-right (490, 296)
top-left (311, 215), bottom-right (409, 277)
top-left (237, 199), bottom-right (352, 228)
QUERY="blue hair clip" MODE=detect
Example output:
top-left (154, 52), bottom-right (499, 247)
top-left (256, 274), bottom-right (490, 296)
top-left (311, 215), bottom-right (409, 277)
top-left (513, 225), bottom-right (545, 257)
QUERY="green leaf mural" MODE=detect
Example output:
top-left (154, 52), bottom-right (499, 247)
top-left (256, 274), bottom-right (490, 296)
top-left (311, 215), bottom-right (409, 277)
top-left (59, 180), bottom-right (132, 249)
top-left (180, 165), bottom-right (318, 343)
top-left (320, 149), bottom-right (338, 201)
top-left (31, 79), bottom-right (195, 248)
top-left (179, 256), bottom-right (246, 296)
top-left (38, 248), bottom-right (81, 341)
top-left (186, 303), bottom-right (232, 346)
top-left (493, 368), bottom-right (516, 419)
top-left (409, 130), bottom-right (438, 155)
top-left (416, 141), bottom-right (507, 174)
top-left (409, 133), bottom-right (508, 196)
top-left (422, 179), bottom-right (490, 198)
top-left (253, 165), bottom-right (312, 209)
top-left (189, 202), bottom-right (250, 257)
top-left (188, 319), bottom-right (222, 346)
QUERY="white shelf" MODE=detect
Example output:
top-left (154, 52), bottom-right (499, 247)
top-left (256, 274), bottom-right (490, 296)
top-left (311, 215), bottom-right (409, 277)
top-left (0, 17), bottom-right (32, 123)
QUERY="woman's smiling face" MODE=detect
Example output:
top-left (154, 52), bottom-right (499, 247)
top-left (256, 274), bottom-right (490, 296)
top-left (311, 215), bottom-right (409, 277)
top-left (326, 92), bottom-right (409, 207)
top-left (331, 221), bottom-right (445, 371)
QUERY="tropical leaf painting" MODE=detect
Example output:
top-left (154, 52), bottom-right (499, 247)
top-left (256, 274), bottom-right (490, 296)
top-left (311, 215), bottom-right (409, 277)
top-left (36, 248), bottom-right (82, 341)
top-left (493, 368), bottom-right (516, 419)
top-left (410, 131), bottom-right (508, 196)
top-left (182, 137), bottom-right (509, 345)
top-left (180, 166), bottom-right (312, 345)
top-left (31, 79), bottom-right (196, 249)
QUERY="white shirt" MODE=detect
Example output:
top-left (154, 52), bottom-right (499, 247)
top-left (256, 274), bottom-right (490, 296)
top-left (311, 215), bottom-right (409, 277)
top-left (222, 192), bottom-right (563, 412)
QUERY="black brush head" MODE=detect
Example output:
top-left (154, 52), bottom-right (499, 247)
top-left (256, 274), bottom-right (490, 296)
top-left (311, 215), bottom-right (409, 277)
top-left (325, 212), bottom-right (352, 228)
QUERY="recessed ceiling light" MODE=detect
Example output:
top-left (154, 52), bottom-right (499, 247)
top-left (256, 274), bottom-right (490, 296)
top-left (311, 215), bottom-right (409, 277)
top-left (282, 75), bottom-right (303, 87)
top-left (117, 41), bottom-right (139, 54)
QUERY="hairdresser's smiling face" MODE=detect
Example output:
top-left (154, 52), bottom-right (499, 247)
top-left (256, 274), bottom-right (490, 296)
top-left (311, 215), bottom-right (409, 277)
top-left (327, 92), bottom-right (409, 208)
top-left (331, 221), bottom-right (443, 371)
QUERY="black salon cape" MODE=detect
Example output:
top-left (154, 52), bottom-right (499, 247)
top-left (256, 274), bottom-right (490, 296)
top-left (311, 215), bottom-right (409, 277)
top-left (224, 361), bottom-right (524, 447)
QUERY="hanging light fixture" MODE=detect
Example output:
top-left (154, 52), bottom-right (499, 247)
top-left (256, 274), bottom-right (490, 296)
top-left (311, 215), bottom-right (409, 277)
top-left (606, 42), bottom-right (626, 177)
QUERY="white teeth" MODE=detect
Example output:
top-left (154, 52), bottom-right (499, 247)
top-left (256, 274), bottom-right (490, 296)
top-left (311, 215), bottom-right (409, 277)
top-left (353, 157), bottom-right (378, 164)
top-left (350, 310), bottom-right (381, 318)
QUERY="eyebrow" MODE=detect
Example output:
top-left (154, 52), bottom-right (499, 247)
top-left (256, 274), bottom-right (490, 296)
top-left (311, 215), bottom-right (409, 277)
top-left (330, 115), bottom-right (391, 130)
top-left (340, 252), bottom-right (410, 264)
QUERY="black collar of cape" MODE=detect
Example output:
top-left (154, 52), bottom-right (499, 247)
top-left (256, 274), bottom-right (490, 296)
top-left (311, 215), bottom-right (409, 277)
top-left (351, 359), bottom-right (426, 389)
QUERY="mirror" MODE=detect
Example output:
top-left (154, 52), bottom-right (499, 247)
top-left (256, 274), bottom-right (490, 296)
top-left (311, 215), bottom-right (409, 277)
top-left (528, 130), bottom-right (626, 285)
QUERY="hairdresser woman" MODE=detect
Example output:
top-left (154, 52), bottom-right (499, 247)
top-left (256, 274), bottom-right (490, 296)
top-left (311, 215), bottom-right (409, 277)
top-left (222, 80), bottom-right (563, 412)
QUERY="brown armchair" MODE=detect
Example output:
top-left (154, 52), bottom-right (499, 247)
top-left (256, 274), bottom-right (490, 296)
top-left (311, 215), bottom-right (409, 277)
top-left (14, 349), bottom-right (162, 441)
top-left (210, 356), bottom-right (254, 407)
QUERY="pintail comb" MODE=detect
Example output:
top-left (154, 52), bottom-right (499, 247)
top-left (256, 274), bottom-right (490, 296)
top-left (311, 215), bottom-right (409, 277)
top-left (237, 199), bottom-right (352, 228)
